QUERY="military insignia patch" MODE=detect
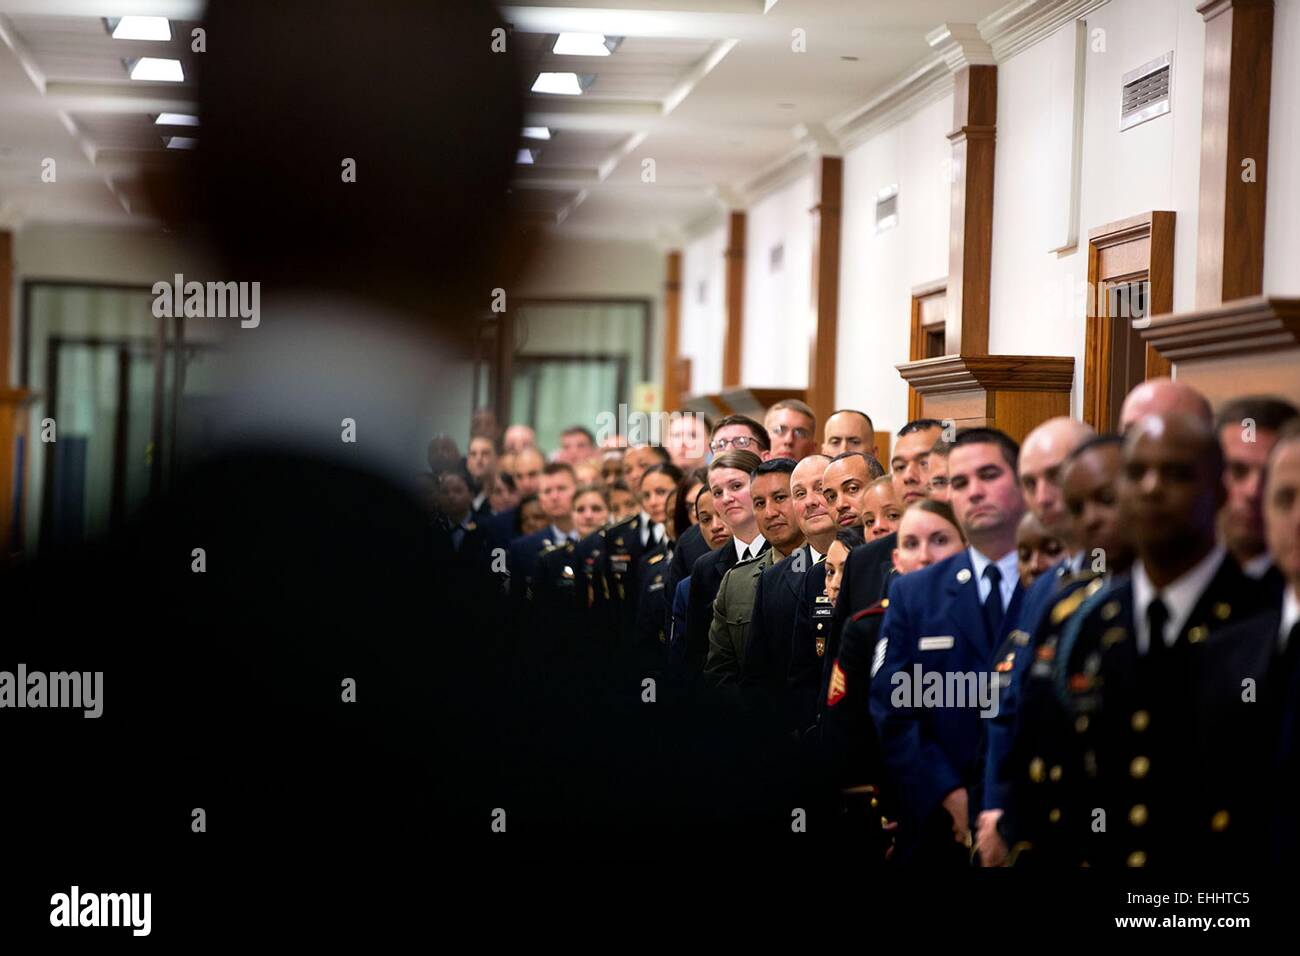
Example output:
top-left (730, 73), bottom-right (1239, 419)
top-left (815, 635), bottom-right (826, 657)
top-left (827, 660), bottom-right (847, 706)
top-left (1052, 590), bottom-right (1086, 625)
top-left (648, 553), bottom-right (665, 565)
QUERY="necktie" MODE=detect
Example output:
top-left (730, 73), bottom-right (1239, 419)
top-left (739, 545), bottom-right (750, 562)
top-left (982, 564), bottom-right (1005, 638)
top-left (1146, 596), bottom-right (1170, 656)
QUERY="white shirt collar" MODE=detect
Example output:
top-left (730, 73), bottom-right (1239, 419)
top-left (808, 543), bottom-right (824, 565)
top-left (734, 532), bottom-right (766, 562)
top-left (471, 490), bottom-right (488, 512)
top-left (1281, 587), bottom-right (1300, 652)
top-left (1243, 552), bottom-right (1275, 580)
top-left (1131, 544), bottom-right (1227, 654)
top-left (968, 545), bottom-right (1019, 610)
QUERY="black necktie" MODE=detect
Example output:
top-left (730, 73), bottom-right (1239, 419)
top-left (1146, 596), bottom-right (1170, 657)
top-left (982, 564), bottom-right (1005, 638)
top-left (739, 545), bottom-right (750, 562)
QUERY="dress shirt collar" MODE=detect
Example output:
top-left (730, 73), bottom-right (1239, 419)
top-left (968, 545), bottom-right (1019, 610)
top-left (734, 532), bottom-right (766, 562)
top-left (1243, 552), bottom-right (1275, 580)
top-left (1131, 544), bottom-right (1227, 655)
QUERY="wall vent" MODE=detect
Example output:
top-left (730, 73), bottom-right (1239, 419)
top-left (1121, 52), bottom-right (1172, 131)
top-left (875, 184), bottom-right (899, 233)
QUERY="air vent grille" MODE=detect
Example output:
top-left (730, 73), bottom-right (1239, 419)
top-left (1121, 53), bottom-right (1172, 131)
top-left (875, 184), bottom-right (899, 233)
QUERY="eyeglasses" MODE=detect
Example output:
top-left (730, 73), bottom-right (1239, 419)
top-left (769, 425), bottom-right (812, 441)
top-left (710, 435), bottom-right (759, 453)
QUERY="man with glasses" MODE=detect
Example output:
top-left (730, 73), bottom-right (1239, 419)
top-left (766, 399), bottom-right (818, 461)
top-left (708, 414), bottom-right (773, 461)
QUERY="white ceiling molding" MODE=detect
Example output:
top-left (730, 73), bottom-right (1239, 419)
top-left (737, 145), bottom-right (811, 206)
top-left (597, 130), bottom-right (649, 180)
top-left (926, 23), bottom-right (996, 71)
top-left (662, 38), bottom-right (738, 115)
top-left (827, 55), bottom-right (954, 152)
top-left (0, 14), bottom-right (46, 92)
top-left (977, 0), bottom-right (1112, 64)
top-left (682, 205), bottom-right (727, 241)
top-left (792, 121), bottom-right (840, 159)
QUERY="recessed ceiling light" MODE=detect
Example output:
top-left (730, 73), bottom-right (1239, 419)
top-left (516, 148), bottom-right (537, 165)
top-left (107, 16), bottom-right (171, 41)
top-left (553, 33), bottom-right (621, 56)
top-left (532, 72), bottom-right (593, 95)
top-left (155, 112), bottom-right (199, 127)
top-left (522, 126), bottom-right (552, 140)
top-left (128, 57), bottom-right (184, 82)
top-left (163, 136), bottom-right (197, 150)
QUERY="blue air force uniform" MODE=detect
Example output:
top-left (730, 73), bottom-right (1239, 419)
top-left (869, 547), bottom-right (1023, 864)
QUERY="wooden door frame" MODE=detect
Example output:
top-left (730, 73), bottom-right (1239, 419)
top-left (1083, 211), bottom-right (1174, 430)
top-left (908, 278), bottom-right (947, 422)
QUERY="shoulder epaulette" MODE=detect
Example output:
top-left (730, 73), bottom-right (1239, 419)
top-left (1050, 587), bottom-right (1087, 625)
top-left (851, 598), bottom-right (888, 622)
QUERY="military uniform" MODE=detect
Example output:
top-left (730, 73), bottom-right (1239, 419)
top-left (818, 598), bottom-right (891, 860)
top-left (869, 548), bottom-right (1023, 865)
top-left (703, 549), bottom-right (775, 687)
top-left (1044, 549), bottom-right (1268, 868)
top-left (999, 571), bottom-right (1108, 866)
top-left (631, 539), bottom-right (673, 677)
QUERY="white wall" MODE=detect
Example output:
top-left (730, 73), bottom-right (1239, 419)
top-left (836, 92), bottom-right (954, 435)
top-left (680, 219), bottom-right (727, 396)
top-left (989, 0), bottom-right (1206, 413)
top-left (741, 172), bottom-right (814, 388)
top-left (1265, 0), bottom-right (1300, 295)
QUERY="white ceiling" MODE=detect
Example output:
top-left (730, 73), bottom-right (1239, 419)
top-left (0, 0), bottom-right (1011, 238)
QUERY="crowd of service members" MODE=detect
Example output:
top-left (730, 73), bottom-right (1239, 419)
top-left (423, 383), bottom-right (1300, 867)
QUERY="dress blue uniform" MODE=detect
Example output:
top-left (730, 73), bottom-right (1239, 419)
top-left (869, 547), bottom-right (1023, 864)
top-left (981, 558), bottom-right (1077, 814)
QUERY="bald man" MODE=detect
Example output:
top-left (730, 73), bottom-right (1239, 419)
top-left (1118, 377), bottom-right (1212, 432)
top-left (503, 423), bottom-right (538, 455)
top-left (1040, 412), bottom-right (1270, 868)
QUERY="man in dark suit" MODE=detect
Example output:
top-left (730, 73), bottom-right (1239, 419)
top-left (1215, 395), bottom-right (1298, 588)
top-left (833, 420), bottom-right (945, 621)
top-left (5, 0), bottom-right (534, 937)
top-left (1049, 412), bottom-right (1271, 869)
top-left (870, 428), bottom-right (1027, 865)
top-left (741, 454), bottom-right (836, 733)
top-left (682, 449), bottom-right (768, 678)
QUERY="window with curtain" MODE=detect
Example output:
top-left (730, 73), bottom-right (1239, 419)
top-left (511, 299), bottom-right (650, 452)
